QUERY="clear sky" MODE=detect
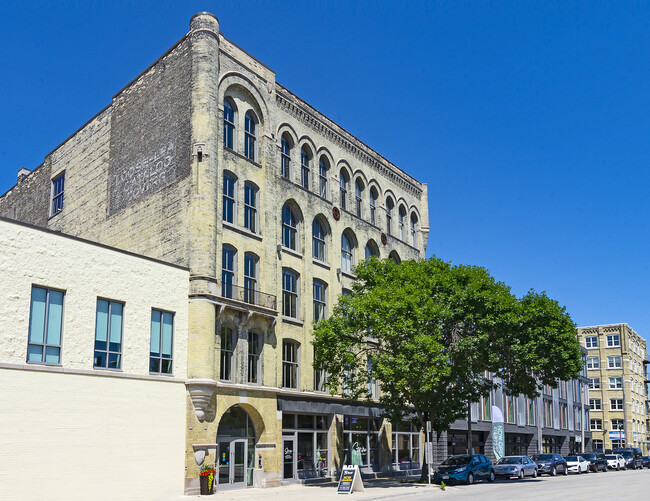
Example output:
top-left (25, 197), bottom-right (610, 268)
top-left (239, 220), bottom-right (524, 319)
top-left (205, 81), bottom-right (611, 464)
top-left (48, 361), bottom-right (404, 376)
top-left (1, 1), bottom-right (649, 346)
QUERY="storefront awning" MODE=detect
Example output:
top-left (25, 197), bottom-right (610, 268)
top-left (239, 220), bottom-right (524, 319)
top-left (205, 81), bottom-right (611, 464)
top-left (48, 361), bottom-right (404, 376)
top-left (277, 396), bottom-right (384, 418)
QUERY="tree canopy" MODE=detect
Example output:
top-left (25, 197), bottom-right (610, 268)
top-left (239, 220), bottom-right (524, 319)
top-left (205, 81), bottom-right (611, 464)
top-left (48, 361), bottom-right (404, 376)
top-left (312, 256), bottom-right (583, 434)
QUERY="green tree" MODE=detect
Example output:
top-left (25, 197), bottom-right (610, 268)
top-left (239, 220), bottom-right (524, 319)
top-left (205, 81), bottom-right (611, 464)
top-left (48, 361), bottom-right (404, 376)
top-left (312, 256), bottom-right (582, 469)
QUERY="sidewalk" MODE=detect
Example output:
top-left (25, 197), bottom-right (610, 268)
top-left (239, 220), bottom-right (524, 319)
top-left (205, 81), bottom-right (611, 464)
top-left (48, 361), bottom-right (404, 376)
top-left (168, 479), bottom-right (445, 501)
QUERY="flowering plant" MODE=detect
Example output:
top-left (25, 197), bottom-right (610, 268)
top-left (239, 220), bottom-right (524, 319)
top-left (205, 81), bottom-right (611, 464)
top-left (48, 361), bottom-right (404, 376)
top-left (200, 464), bottom-right (216, 492)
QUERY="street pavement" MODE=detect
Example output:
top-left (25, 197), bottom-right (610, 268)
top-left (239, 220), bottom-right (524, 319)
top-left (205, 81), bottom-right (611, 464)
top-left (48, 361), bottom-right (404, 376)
top-left (166, 467), bottom-right (650, 500)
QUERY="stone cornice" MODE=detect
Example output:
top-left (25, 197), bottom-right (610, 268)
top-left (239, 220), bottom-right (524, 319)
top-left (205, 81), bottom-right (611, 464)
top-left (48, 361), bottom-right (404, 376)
top-left (275, 89), bottom-right (423, 200)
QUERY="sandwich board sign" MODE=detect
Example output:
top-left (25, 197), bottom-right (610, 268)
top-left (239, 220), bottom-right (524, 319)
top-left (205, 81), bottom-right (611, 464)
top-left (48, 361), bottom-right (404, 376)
top-left (337, 465), bottom-right (364, 494)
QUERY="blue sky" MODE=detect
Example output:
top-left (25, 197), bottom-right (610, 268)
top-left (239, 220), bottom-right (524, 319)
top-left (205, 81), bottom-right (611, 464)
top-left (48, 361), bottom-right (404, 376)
top-left (1, 1), bottom-right (649, 345)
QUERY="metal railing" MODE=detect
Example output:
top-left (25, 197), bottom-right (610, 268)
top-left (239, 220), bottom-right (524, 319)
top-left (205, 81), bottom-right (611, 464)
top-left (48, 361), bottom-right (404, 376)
top-left (220, 282), bottom-right (277, 311)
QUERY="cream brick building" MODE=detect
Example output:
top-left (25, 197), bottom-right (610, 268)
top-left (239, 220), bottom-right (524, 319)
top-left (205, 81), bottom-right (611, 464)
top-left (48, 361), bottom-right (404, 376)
top-left (576, 323), bottom-right (649, 454)
top-left (0, 12), bottom-right (429, 495)
top-left (0, 218), bottom-right (189, 500)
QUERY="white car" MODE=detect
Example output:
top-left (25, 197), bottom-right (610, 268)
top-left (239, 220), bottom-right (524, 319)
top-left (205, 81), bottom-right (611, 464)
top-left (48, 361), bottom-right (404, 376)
top-left (565, 455), bottom-right (590, 474)
top-left (605, 454), bottom-right (626, 470)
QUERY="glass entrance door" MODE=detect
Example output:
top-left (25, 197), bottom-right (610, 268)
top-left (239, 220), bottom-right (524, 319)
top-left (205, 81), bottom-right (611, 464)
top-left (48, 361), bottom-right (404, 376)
top-left (217, 439), bottom-right (248, 490)
top-left (283, 437), bottom-right (296, 480)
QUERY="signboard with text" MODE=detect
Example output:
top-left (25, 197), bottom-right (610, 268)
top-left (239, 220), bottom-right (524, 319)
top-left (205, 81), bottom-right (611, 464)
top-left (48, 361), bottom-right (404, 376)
top-left (337, 465), bottom-right (364, 495)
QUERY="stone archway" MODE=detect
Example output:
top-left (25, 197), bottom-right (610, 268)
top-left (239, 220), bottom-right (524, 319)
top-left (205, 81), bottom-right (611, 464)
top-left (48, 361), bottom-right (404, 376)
top-left (215, 405), bottom-right (257, 490)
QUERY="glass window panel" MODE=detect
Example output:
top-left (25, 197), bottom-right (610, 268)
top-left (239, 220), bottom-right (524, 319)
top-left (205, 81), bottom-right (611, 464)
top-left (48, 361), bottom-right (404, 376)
top-left (44, 346), bottom-right (60, 364)
top-left (46, 290), bottom-right (64, 346)
top-left (108, 353), bottom-right (121, 369)
top-left (29, 287), bottom-right (47, 344)
top-left (27, 344), bottom-right (43, 362)
top-left (162, 312), bottom-right (173, 357)
top-left (95, 299), bottom-right (109, 343)
top-left (150, 310), bottom-right (161, 355)
top-left (282, 413), bottom-right (295, 429)
top-left (109, 302), bottom-right (123, 344)
top-left (297, 415), bottom-right (315, 429)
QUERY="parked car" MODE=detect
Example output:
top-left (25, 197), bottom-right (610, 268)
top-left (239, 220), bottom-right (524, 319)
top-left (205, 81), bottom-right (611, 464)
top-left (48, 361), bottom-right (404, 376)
top-left (642, 456), bottom-right (650, 468)
top-left (531, 453), bottom-right (568, 476)
top-left (605, 454), bottom-right (626, 471)
top-left (581, 452), bottom-right (608, 472)
top-left (493, 456), bottom-right (538, 479)
top-left (613, 448), bottom-right (644, 470)
top-left (565, 455), bottom-right (590, 474)
top-left (433, 454), bottom-right (495, 485)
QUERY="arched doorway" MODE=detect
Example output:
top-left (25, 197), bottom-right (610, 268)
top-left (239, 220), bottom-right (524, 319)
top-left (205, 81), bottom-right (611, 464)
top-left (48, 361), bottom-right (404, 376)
top-left (216, 405), bottom-right (256, 490)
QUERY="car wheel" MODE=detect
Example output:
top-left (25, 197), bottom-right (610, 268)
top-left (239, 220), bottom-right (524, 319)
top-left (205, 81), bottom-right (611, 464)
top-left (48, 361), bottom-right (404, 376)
top-left (617, 465), bottom-right (620, 471)
top-left (577, 467), bottom-right (581, 474)
top-left (488, 471), bottom-right (495, 483)
top-left (532, 468), bottom-right (537, 478)
top-left (466, 472), bottom-right (474, 485)
top-left (563, 465), bottom-right (568, 476)
top-left (518, 469), bottom-right (524, 479)
top-left (551, 466), bottom-right (557, 476)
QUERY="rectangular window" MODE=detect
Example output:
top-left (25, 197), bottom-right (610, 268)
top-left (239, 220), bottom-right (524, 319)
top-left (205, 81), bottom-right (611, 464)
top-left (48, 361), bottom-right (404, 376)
top-left (244, 254), bottom-right (257, 304)
top-left (281, 138), bottom-right (291, 178)
top-left (150, 309), bottom-right (173, 374)
top-left (586, 356), bottom-right (599, 369)
top-left (609, 377), bottom-right (622, 389)
top-left (283, 340), bottom-right (299, 388)
top-left (221, 247), bottom-right (235, 298)
top-left (282, 269), bottom-right (298, 318)
top-left (313, 280), bottom-right (327, 323)
top-left (590, 398), bottom-right (601, 410)
top-left (50, 172), bottom-right (65, 216)
top-left (575, 407), bottom-right (581, 431)
top-left (611, 419), bottom-right (624, 431)
top-left (27, 286), bottom-right (64, 364)
top-left (588, 377), bottom-right (600, 389)
top-left (608, 356), bottom-right (621, 369)
top-left (560, 403), bottom-right (568, 429)
top-left (248, 332), bottom-right (261, 384)
top-left (301, 150), bottom-right (310, 189)
top-left (244, 183), bottom-right (257, 233)
top-left (507, 395), bottom-right (515, 423)
top-left (590, 419), bottom-right (602, 431)
top-left (93, 299), bottom-right (123, 369)
top-left (592, 439), bottom-right (603, 450)
top-left (222, 174), bottom-right (235, 224)
top-left (244, 114), bottom-right (256, 160)
top-left (607, 334), bottom-right (620, 347)
top-left (585, 336), bottom-right (598, 348)
top-left (610, 399), bottom-right (624, 410)
top-left (483, 393), bottom-right (492, 421)
top-left (528, 399), bottom-right (535, 426)
top-left (220, 326), bottom-right (234, 381)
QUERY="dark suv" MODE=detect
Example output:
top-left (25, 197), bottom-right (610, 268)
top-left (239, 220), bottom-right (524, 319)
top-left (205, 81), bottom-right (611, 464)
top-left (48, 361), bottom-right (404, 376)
top-left (581, 452), bottom-right (608, 472)
top-left (531, 453), bottom-right (568, 476)
top-left (613, 448), bottom-right (644, 470)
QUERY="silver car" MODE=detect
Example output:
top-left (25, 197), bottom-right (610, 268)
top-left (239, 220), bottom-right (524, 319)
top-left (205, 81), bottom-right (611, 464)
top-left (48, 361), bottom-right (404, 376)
top-left (493, 455), bottom-right (538, 479)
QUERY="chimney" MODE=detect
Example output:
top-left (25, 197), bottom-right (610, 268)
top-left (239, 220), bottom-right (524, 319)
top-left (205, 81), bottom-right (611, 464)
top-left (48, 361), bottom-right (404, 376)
top-left (17, 167), bottom-right (31, 183)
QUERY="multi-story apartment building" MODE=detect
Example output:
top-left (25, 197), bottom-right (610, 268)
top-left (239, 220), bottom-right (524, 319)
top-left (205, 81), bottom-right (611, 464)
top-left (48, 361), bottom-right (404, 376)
top-left (577, 324), bottom-right (648, 454)
top-left (0, 12), bottom-right (429, 495)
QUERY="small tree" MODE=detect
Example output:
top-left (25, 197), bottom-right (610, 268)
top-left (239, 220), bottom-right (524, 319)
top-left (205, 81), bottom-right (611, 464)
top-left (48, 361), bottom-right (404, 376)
top-left (313, 257), bottom-right (582, 474)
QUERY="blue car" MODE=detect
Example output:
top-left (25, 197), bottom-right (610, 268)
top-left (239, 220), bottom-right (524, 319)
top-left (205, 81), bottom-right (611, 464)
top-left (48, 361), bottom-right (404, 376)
top-left (433, 454), bottom-right (495, 485)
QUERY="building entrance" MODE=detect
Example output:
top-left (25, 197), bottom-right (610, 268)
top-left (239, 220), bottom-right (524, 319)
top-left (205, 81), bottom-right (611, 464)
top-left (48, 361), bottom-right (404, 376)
top-left (216, 405), bottom-right (256, 490)
top-left (283, 437), bottom-right (296, 480)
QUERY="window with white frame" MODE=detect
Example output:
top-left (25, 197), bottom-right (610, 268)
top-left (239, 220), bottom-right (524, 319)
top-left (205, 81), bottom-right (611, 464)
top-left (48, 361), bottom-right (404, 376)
top-left (609, 377), bottom-right (622, 389)
top-left (244, 182), bottom-right (258, 233)
top-left (50, 172), bottom-right (65, 216)
top-left (610, 399), bottom-right (624, 410)
top-left (592, 439), bottom-right (603, 450)
top-left (223, 98), bottom-right (236, 149)
top-left (300, 146), bottom-right (311, 190)
top-left (341, 231), bottom-right (354, 273)
top-left (585, 336), bottom-right (598, 348)
top-left (243, 253), bottom-right (257, 304)
top-left (312, 218), bottom-right (327, 262)
top-left (220, 326), bottom-right (235, 381)
top-left (318, 156), bottom-right (329, 198)
top-left (282, 204), bottom-right (299, 251)
top-left (221, 246), bottom-right (236, 298)
top-left (369, 187), bottom-right (378, 225)
top-left (385, 197), bottom-right (394, 235)
top-left (398, 205), bottom-right (407, 241)
top-left (607, 334), bottom-right (620, 347)
top-left (281, 134), bottom-right (292, 178)
top-left (150, 309), bottom-right (173, 374)
top-left (248, 331), bottom-right (262, 384)
top-left (339, 169), bottom-right (349, 210)
top-left (313, 279), bottom-right (327, 323)
top-left (282, 340), bottom-right (300, 388)
top-left (590, 418), bottom-right (602, 431)
top-left (94, 298), bottom-right (123, 369)
top-left (588, 377), bottom-right (600, 389)
top-left (608, 355), bottom-right (621, 369)
top-left (611, 418), bottom-right (624, 430)
top-left (586, 356), bottom-right (599, 369)
top-left (244, 111), bottom-right (256, 161)
top-left (222, 172), bottom-right (236, 224)
top-left (355, 179), bottom-right (364, 218)
top-left (282, 269), bottom-right (298, 318)
top-left (589, 398), bottom-right (601, 410)
top-left (27, 286), bottom-right (64, 364)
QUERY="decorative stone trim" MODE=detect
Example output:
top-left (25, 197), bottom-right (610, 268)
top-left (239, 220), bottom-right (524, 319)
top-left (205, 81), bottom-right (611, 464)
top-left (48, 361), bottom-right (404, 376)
top-left (186, 379), bottom-right (218, 422)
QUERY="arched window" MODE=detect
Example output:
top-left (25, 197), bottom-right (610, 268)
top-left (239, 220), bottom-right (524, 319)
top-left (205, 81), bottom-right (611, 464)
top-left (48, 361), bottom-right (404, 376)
top-left (410, 213), bottom-right (418, 247)
top-left (222, 172), bottom-right (236, 224)
top-left (341, 231), bottom-right (355, 273)
top-left (220, 326), bottom-right (236, 381)
top-left (355, 179), bottom-right (364, 218)
top-left (319, 156), bottom-right (329, 198)
top-left (244, 253), bottom-right (258, 304)
top-left (369, 187), bottom-right (378, 225)
top-left (223, 99), bottom-right (236, 150)
top-left (281, 134), bottom-right (292, 178)
top-left (365, 240), bottom-right (379, 259)
top-left (386, 198), bottom-right (394, 235)
top-left (398, 205), bottom-right (407, 240)
top-left (389, 250), bottom-right (401, 264)
top-left (244, 182), bottom-right (258, 233)
top-left (244, 111), bottom-right (257, 161)
top-left (312, 218), bottom-right (327, 262)
top-left (221, 246), bottom-right (236, 298)
top-left (300, 146), bottom-right (311, 190)
top-left (282, 204), bottom-right (298, 251)
top-left (340, 169), bottom-right (350, 210)
top-left (282, 269), bottom-right (299, 319)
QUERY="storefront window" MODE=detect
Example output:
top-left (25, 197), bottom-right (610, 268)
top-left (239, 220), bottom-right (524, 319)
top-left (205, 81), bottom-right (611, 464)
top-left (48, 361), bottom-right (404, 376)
top-left (391, 421), bottom-right (421, 468)
top-left (343, 416), bottom-right (382, 467)
top-left (282, 413), bottom-right (330, 479)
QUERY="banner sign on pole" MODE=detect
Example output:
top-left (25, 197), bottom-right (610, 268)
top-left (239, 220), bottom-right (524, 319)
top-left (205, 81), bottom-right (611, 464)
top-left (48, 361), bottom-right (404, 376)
top-left (337, 465), bottom-right (364, 495)
top-left (491, 405), bottom-right (505, 462)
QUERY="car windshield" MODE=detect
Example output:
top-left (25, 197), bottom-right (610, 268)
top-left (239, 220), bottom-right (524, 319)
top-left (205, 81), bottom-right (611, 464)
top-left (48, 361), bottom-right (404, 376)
top-left (532, 454), bottom-right (554, 461)
top-left (619, 451), bottom-right (633, 458)
top-left (582, 453), bottom-right (596, 459)
top-left (497, 457), bottom-right (522, 465)
top-left (605, 455), bottom-right (617, 460)
top-left (442, 456), bottom-right (470, 466)
top-left (565, 456), bottom-right (578, 461)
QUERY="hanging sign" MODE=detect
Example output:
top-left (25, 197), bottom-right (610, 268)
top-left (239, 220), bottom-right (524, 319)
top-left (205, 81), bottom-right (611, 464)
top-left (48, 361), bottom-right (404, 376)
top-left (337, 465), bottom-right (364, 495)
top-left (492, 405), bottom-right (505, 462)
